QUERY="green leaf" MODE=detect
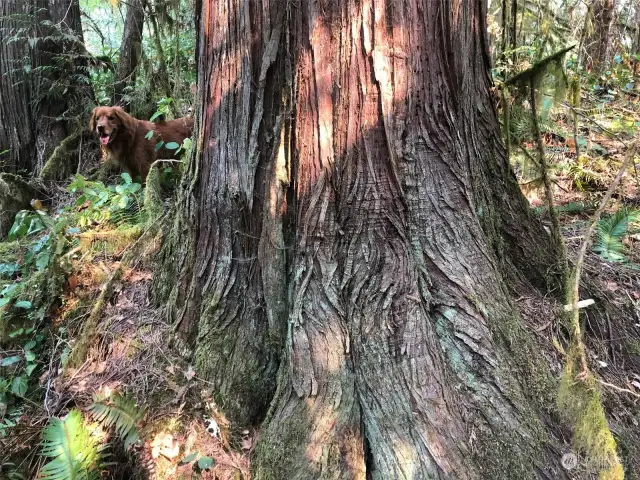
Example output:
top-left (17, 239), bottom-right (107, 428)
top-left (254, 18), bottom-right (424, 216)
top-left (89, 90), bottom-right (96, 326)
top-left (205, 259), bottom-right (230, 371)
top-left (0, 297), bottom-right (11, 307)
top-left (9, 328), bottom-right (24, 338)
top-left (35, 251), bottom-right (51, 271)
top-left (25, 351), bottom-right (36, 362)
top-left (40, 409), bottom-right (103, 479)
top-left (155, 140), bottom-right (165, 152)
top-left (165, 142), bottom-right (180, 150)
top-left (1, 356), bottom-right (21, 366)
top-left (180, 452), bottom-right (198, 464)
top-left (149, 111), bottom-right (162, 122)
top-left (197, 456), bottom-right (215, 470)
top-left (121, 172), bottom-right (133, 184)
top-left (8, 211), bottom-right (33, 240)
top-left (10, 376), bottom-right (27, 397)
top-left (26, 364), bottom-right (37, 376)
top-left (14, 300), bottom-right (32, 309)
top-left (593, 208), bottom-right (640, 262)
top-left (144, 130), bottom-right (154, 140)
top-left (24, 341), bottom-right (36, 351)
top-left (118, 195), bottom-right (130, 209)
top-left (0, 263), bottom-right (20, 278)
top-left (89, 392), bottom-right (146, 450)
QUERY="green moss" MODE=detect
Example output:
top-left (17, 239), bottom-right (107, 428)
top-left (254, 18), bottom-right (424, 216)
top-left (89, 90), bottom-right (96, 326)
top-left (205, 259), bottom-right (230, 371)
top-left (557, 346), bottom-right (623, 479)
top-left (66, 267), bottom-right (123, 370)
top-left (474, 422), bottom-right (538, 479)
top-left (39, 132), bottom-right (80, 181)
top-left (0, 240), bottom-right (22, 263)
top-left (253, 401), bottom-right (312, 480)
top-left (626, 340), bottom-right (640, 356)
top-left (0, 260), bottom-right (66, 342)
top-left (84, 225), bottom-right (142, 257)
top-left (143, 163), bottom-right (164, 225)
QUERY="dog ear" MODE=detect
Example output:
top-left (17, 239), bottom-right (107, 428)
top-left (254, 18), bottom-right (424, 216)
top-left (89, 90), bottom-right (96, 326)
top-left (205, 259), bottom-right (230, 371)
top-left (113, 106), bottom-right (136, 133)
top-left (89, 107), bottom-right (98, 131)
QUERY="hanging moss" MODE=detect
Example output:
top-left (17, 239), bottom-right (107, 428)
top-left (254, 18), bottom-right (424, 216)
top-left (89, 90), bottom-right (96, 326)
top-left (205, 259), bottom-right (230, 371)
top-left (39, 132), bottom-right (81, 181)
top-left (557, 345), bottom-right (623, 479)
top-left (143, 162), bottom-right (164, 225)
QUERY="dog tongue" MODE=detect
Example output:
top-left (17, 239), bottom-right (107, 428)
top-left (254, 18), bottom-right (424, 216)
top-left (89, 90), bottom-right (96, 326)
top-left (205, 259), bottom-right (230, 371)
top-left (100, 136), bottom-right (109, 145)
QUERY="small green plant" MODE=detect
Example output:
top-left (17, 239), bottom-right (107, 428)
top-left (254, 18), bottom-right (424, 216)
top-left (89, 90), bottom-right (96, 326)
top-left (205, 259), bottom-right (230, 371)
top-left (567, 158), bottom-right (606, 191)
top-left (88, 392), bottom-right (145, 449)
top-left (593, 207), bottom-right (640, 262)
top-left (39, 409), bottom-right (104, 480)
top-left (149, 97), bottom-right (174, 122)
top-left (68, 173), bottom-right (144, 227)
top-left (180, 452), bottom-right (216, 473)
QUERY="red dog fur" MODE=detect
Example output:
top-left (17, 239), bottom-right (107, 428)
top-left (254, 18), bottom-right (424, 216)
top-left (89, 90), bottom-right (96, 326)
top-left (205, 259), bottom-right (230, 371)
top-left (90, 106), bottom-right (194, 182)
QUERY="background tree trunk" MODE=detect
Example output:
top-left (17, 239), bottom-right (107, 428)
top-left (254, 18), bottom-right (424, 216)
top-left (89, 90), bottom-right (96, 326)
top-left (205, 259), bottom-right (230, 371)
top-left (114, 0), bottom-right (146, 107)
top-left (156, 0), bottom-right (575, 477)
top-left (0, 0), bottom-right (37, 173)
top-left (586, 0), bottom-right (617, 74)
top-left (0, 0), bottom-right (93, 175)
top-left (633, 1), bottom-right (640, 77)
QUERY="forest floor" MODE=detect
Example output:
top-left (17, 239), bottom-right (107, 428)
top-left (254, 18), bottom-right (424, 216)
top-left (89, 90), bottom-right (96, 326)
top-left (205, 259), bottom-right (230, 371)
top-left (2, 93), bottom-right (640, 479)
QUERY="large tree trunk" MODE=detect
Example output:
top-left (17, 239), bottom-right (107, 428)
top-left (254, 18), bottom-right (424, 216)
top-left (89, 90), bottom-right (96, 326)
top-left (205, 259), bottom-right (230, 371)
top-left (156, 0), bottom-right (586, 477)
top-left (114, 0), bottom-right (146, 107)
top-left (0, 0), bottom-right (91, 175)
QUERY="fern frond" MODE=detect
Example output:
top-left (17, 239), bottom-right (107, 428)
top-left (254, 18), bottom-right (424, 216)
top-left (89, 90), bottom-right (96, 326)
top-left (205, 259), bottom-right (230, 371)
top-left (593, 208), bottom-right (640, 262)
top-left (39, 409), bottom-right (103, 480)
top-left (89, 392), bottom-right (145, 449)
top-left (568, 163), bottom-right (604, 191)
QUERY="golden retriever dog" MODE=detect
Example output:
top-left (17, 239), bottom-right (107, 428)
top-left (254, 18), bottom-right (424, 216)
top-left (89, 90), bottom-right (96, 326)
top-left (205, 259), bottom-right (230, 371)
top-left (90, 106), bottom-right (194, 182)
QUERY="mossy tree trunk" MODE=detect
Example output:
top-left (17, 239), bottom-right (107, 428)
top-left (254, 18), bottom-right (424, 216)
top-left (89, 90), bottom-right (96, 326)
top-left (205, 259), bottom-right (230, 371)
top-left (156, 0), bottom-right (588, 477)
top-left (0, 0), bottom-right (92, 176)
top-left (586, 0), bottom-right (616, 75)
top-left (114, 0), bottom-right (146, 107)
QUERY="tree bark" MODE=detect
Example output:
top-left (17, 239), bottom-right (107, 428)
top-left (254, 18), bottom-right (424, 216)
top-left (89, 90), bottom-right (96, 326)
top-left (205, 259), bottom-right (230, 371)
top-left (114, 0), bottom-right (146, 107)
top-left (0, 0), bottom-right (92, 175)
top-left (586, 0), bottom-right (617, 74)
top-left (0, 0), bottom-right (37, 173)
top-left (157, 0), bottom-right (578, 477)
top-left (633, 1), bottom-right (640, 77)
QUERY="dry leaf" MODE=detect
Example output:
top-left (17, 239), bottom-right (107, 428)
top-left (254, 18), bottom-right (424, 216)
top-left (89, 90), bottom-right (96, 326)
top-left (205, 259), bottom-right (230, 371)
top-left (151, 433), bottom-right (180, 460)
top-left (67, 275), bottom-right (79, 290)
top-left (184, 366), bottom-right (196, 381)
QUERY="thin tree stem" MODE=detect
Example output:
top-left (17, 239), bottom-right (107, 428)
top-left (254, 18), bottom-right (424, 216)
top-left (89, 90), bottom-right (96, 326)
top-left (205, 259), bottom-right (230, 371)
top-left (529, 77), bottom-right (567, 273)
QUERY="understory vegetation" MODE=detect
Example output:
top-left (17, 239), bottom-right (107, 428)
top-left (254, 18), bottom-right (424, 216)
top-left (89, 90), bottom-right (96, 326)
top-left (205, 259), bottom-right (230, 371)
top-left (1, 0), bottom-right (640, 478)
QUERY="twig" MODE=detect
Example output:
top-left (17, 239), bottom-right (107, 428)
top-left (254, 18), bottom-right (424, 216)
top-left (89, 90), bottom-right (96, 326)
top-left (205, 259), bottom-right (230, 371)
top-left (567, 139), bottom-right (638, 373)
top-left (598, 379), bottom-right (640, 399)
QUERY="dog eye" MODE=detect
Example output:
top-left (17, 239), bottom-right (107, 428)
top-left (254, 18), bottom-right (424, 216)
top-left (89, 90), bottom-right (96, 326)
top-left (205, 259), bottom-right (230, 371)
top-left (108, 116), bottom-right (114, 120)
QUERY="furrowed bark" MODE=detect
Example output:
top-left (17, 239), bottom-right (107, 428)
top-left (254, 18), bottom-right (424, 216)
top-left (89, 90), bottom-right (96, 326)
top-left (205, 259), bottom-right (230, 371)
top-left (160, 0), bottom-right (581, 477)
top-left (0, 0), bottom-right (92, 175)
top-left (255, 1), bottom-right (565, 478)
top-left (154, 0), bottom-right (287, 424)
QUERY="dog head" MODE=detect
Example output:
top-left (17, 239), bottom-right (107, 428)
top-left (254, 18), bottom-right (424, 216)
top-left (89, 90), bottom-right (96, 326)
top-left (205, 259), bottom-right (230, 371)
top-left (90, 106), bottom-right (134, 146)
